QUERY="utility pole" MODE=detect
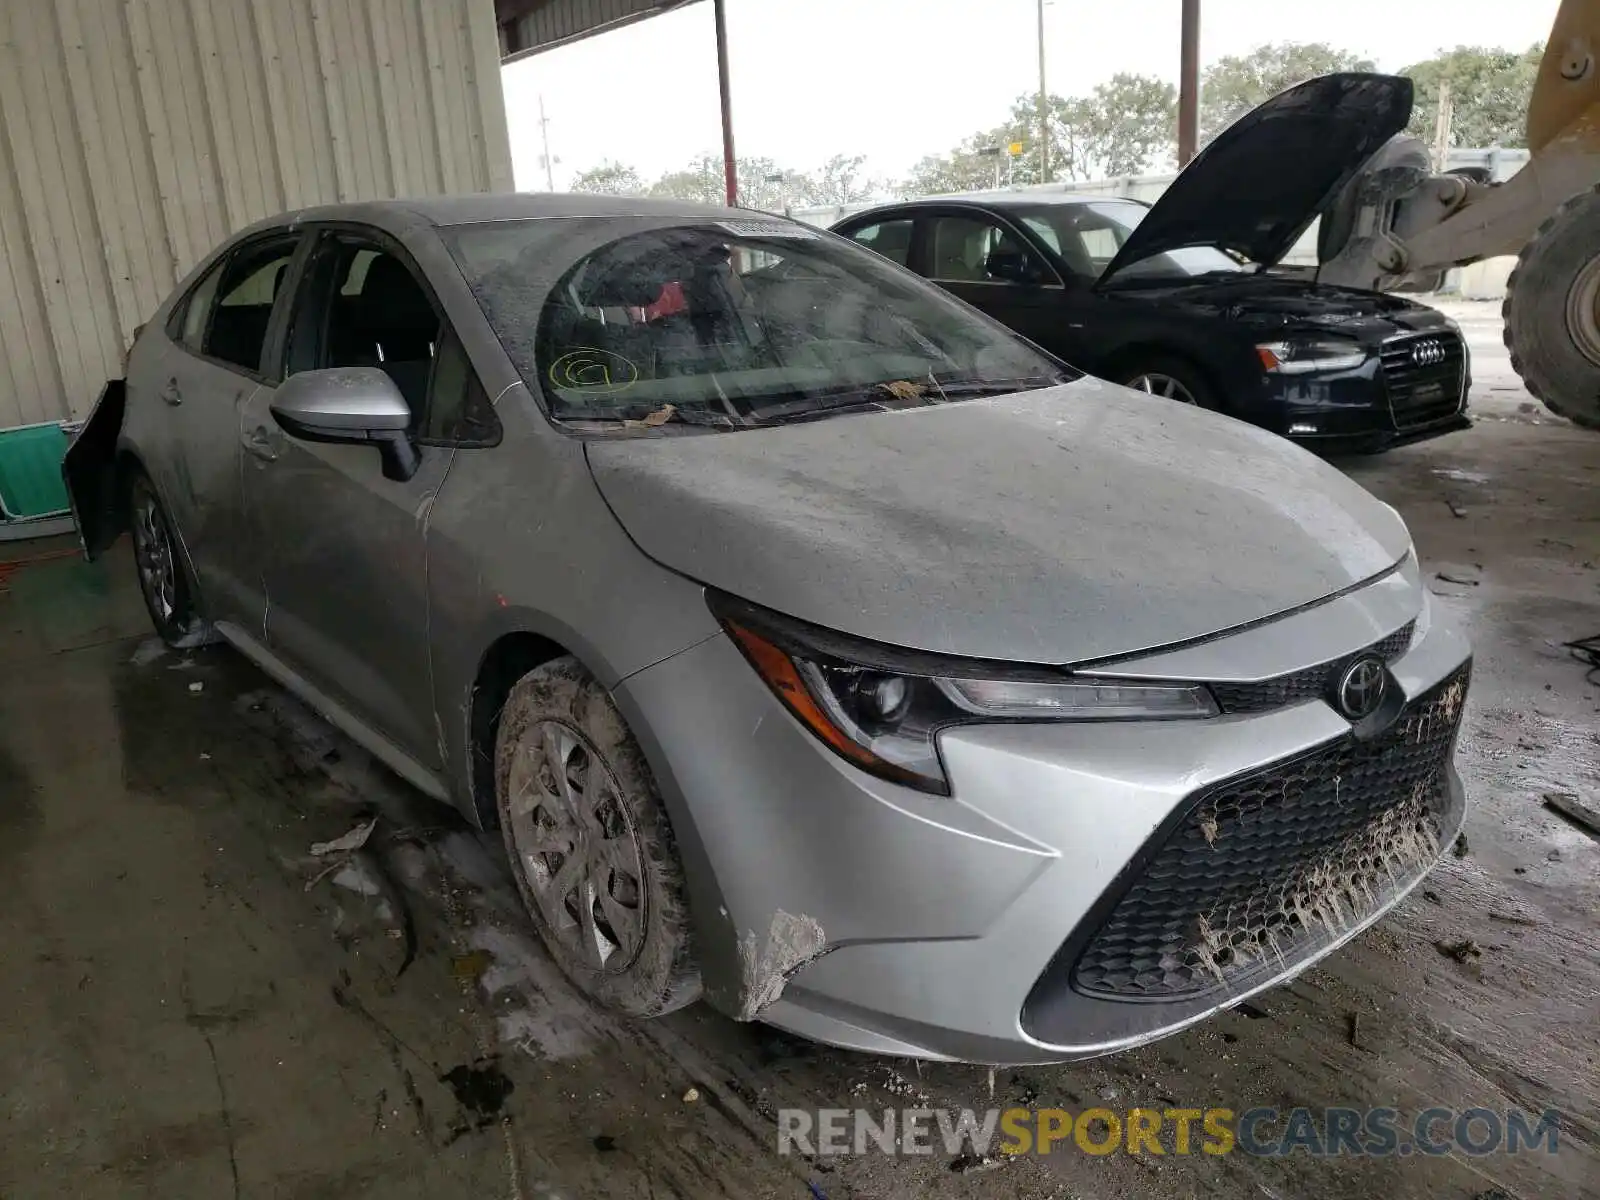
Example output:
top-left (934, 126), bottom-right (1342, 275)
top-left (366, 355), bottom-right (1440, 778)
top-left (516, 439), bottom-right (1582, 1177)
top-left (1036, 0), bottom-right (1049, 182)
top-left (714, 0), bottom-right (738, 206)
top-left (1178, 0), bottom-right (1200, 165)
top-left (537, 94), bottom-right (555, 191)
top-left (1433, 78), bottom-right (1454, 171)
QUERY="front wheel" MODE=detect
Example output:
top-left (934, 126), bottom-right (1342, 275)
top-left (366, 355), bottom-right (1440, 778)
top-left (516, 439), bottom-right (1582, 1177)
top-left (494, 657), bottom-right (701, 1017)
top-left (1504, 184), bottom-right (1600, 431)
top-left (1117, 354), bottom-right (1216, 409)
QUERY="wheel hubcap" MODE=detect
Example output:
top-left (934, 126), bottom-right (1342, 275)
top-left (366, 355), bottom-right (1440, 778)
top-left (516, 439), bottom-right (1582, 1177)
top-left (507, 720), bottom-right (647, 973)
top-left (1125, 372), bottom-right (1197, 404)
top-left (132, 493), bottom-right (177, 621)
top-left (1564, 254), bottom-right (1600, 368)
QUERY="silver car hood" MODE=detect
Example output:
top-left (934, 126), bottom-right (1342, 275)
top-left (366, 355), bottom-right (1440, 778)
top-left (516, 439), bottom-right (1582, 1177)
top-left (586, 377), bottom-right (1411, 665)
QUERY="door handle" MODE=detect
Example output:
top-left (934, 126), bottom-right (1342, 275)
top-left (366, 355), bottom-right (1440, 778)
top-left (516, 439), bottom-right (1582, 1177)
top-left (160, 377), bottom-right (182, 406)
top-left (242, 426), bottom-right (279, 462)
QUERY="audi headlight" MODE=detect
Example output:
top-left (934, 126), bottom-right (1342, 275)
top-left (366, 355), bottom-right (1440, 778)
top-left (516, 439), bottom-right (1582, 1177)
top-left (710, 593), bottom-right (1218, 794)
top-left (1256, 336), bottom-right (1368, 374)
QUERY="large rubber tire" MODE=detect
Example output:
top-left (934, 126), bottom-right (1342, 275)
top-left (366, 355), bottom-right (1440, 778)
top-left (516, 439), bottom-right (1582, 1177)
top-left (127, 472), bottom-right (209, 648)
top-left (494, 657), bottom-right (700, 1017)
top-left (1115, 352), bottom-right (1218, 410)
top-left (1504, 185), bottom-right (1600, 431)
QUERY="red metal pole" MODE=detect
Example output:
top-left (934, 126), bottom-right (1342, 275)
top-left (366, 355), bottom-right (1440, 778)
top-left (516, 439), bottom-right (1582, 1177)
top-left (1178, 0), bottom-right (1200, 165)
top-left (714, 0), bottom-right (737, 206)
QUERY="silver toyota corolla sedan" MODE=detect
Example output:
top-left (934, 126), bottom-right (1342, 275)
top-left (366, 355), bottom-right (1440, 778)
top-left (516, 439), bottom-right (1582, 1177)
top-left (65, 192), bottom-right (1471, 1065)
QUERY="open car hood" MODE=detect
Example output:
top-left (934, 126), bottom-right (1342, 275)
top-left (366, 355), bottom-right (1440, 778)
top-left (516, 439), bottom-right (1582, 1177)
top-left (1098, 73), bottom-right (1414, 285)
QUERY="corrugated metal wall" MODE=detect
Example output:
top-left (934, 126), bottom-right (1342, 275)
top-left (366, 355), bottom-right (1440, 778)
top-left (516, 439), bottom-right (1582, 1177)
top-left (0, 0), bottom-right (513, 426)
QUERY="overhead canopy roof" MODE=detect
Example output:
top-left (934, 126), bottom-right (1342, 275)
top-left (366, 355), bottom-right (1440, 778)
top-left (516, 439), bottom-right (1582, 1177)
top-left (496, 0), bottom-right (703, 60)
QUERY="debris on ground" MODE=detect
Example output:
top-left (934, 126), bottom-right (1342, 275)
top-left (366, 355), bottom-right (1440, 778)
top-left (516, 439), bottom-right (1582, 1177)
top-left (451, 949), bottom-right (495, 982)
top-left (949, 1149), bottom-right (1007, 1174)
top-left (1422, 889), bottom-right (1442, 904)
top-left (1346, 1012), bottom-right (1361, 1048)
top-left (1445, 499), bottom-right (1469, 518)
top-left (187, 681), bottom-right (204, 693)
top-left (1436, 569), bottom-right (1482, 587)
top-left (1434, 939), bottom-right (1483, 964)
top-left (682, 1087), bottom-right (700, 1104)
top-left (1543, 791), bottom-right (1600, 841)
top-left (310, 817), bottom-right (379, 857)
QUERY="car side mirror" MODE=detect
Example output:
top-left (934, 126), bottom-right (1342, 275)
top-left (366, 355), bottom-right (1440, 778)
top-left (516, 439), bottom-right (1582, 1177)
top-left (270, 367), bottom-right (420, 481)
top-left (985, 248), bottom-right (1045, 285)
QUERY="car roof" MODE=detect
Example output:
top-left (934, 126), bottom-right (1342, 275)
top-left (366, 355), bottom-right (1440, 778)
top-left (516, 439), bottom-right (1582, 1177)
top-left (837, 191), bottom-right (1145, 223)
top-left (234, 191), bottom-right (772, 241)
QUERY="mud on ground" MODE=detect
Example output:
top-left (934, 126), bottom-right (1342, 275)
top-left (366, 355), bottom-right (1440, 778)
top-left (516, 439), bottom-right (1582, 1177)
top-left (0, 414), bottom-right (1596, 1200)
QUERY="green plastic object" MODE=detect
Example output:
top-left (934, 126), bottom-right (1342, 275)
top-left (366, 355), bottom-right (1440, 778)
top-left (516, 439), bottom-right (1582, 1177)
top-left (0, 423), bottom-right (71, 520)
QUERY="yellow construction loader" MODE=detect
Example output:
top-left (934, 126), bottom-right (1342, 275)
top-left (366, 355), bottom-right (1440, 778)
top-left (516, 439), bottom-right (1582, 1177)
top-left (1319, 0), bottom-right (1600, 429)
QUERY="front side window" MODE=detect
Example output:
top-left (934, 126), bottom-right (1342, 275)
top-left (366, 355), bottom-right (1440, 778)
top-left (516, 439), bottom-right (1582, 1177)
top-left (203, 238), bottom-right (299, 372)
top-left (926, 215), bottom-right (1049, 284)
top-left (443, 218), bottom-right (1072, 432)
top-left (1015, 202), bottom-right (1247, 282)
top-left (288, 237), bottom-right (441, 414)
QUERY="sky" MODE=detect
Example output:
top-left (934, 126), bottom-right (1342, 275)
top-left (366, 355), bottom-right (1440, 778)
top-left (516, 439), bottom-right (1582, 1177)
top-left (499, 0), bottom-right (1560, 192)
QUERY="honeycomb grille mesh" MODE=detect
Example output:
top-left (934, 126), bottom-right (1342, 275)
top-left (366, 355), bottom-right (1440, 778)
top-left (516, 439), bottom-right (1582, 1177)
top-left (1072, 664), bottom-right (1469, 1000)
top-left (1209, 621), bottom-right (1416, 715)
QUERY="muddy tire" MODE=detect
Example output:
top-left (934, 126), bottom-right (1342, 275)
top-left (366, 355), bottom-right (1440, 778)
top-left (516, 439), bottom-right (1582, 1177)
top-left (127, 472), bottom-right (209, 648)
top-left (494, 657), bottom-right (700, 1017)
top-left (1503, 185), bottom-right (1600, 431)
top-left (1116, 353), bottom-right (1217, 410)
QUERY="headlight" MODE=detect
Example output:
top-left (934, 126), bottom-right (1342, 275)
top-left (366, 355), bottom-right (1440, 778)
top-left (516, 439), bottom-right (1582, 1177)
top-left (710, 593), bottom-right (1218, 794)
top-left (1256, 337), bottom-right (1368, 374)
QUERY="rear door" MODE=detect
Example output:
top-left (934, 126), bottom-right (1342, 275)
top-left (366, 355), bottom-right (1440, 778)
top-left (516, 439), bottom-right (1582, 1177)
top-left (154, 231), bottom-right (305, 625)
top-left (238, 227), bottom-right (459, 766)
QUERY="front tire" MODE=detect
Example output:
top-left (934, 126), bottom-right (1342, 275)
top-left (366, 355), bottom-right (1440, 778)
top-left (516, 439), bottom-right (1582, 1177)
top-left (1504, 184), bottom-right (1600, 431)
top-left (494, 657), bottom-right (700, 1017)
top-left (1117, 353), bottom-right (1216, 409)
top-left (128, 472), bottom-right (206, 648)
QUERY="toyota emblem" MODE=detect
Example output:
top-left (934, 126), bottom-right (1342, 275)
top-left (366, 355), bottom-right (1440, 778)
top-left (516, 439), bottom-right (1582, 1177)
top-left (1411, 339), bottom-right (1445, 367)
top-left (1335, 656), bottom-right (1387, 721)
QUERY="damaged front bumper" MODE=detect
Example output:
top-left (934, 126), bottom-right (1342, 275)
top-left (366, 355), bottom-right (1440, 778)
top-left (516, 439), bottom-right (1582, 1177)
top-left (616, 567), bottom-right (1471, 1065)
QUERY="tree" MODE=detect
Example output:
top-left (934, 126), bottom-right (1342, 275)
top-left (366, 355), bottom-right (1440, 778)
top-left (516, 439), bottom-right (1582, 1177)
top-left (1402, 44), bottom-right (1543, 150)
top-left (805, 154), bottom-right (880, 206)
top-left (646, 155), bottom-right (813, 210)
top-left (648, 155), bottom-right (726, 205)
top-left (570, 160), bottom-right (645, 196)
top-left (899, 73), bottom-right (1175, 197)
top-left (1200, 43), bottom-right (1376, 142)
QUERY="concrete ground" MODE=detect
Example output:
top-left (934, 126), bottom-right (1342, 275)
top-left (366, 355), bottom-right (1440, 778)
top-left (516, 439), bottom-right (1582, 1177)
top-left (1, 328), bottom-right (1597, 1200)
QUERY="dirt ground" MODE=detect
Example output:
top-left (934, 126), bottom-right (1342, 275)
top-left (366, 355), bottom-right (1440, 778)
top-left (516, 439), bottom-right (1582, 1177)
top-left (1, 336), bottom-right (1597, 1199)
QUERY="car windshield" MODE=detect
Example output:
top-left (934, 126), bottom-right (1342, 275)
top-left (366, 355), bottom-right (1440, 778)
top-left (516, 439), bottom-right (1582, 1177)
top-left (1013, 201), bottom-right (1248, 283)
top-left (443, 218), bottom-right (1072, 430)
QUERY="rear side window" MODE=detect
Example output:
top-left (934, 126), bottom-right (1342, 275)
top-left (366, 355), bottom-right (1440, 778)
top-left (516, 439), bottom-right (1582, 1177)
top-left (173, 236), bottom-right (299, 373)
top-left (845, 219), bottom-right (914, 267)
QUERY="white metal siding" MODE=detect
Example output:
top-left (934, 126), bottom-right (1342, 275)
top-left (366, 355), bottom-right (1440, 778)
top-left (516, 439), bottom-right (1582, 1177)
top-left (0, 0), bottom-right (513, 425)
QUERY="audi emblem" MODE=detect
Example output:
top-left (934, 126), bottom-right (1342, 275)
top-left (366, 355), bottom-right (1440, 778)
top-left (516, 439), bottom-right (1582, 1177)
top-left (1411, 339), bottom-right (1446, 367)
top-left (1334, 656), bottom-right (1387, 721)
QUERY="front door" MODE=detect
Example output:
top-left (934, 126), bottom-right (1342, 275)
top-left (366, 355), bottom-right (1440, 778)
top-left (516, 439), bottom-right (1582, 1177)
top-left (239, 230), bottom-right (451, 767)
top-left (917, 211), bottom-right (1080, 360)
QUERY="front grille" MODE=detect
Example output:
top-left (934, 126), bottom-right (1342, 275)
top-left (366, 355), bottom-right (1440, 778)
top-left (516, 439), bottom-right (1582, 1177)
top-left (1070, 663), bottom-right (1470, 1001)
top-left (1380, 333), bottom-right (1466, 429)
top-left (1209, 620), bottom-right (1415, 715)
